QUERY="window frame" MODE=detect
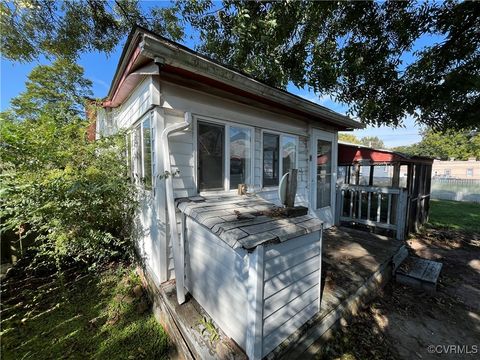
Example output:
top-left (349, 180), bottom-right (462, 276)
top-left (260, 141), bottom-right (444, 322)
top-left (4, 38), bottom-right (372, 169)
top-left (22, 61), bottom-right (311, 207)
top-left (260, 129), bottom-right (299, 189)
top-left (127, 112), bottom-right (154, 191)
top-left (193, 115), bottom-right (254, 193)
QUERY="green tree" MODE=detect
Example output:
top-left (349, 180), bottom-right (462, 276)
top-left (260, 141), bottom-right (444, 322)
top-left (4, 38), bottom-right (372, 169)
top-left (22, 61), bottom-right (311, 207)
top-left (392, 129), bottom-right (479, 160)
top-left (178, 0), bottom-right (479, 130)
top-left (0, 62), bottom-right (137, 267)
top-left (8, 58), bottom-right (93, 123)
top-left (360, 136), bottom-right (385, 149)
top-left (0, 0), bottom-right (183, 61)
top-left (2, 1), bottom-right (479, 131)
top-left (338, 133), bottom-right (360, 144)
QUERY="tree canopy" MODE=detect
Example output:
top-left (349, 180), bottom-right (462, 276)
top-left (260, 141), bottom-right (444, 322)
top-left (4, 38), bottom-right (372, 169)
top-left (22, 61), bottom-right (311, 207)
top-left (339, 133), bottom-right (385, 149)
top-left (182, 0), bottom-right (479, 130)
top-left (0, 0), bottom-right (183, 62)
top-left (338, 133), bottom-right (361, 144)
top-left (393, 129), bottom-right (480, 160)
top-left (7, 58), bottom-right (92, 123)
top-left (1, 0), bottom-right (479, 130)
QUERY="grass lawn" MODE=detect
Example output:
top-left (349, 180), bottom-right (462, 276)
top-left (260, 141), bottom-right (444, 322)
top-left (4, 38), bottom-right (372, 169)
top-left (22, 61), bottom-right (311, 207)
top-left (428, 199), bottom-right (480, 233)
top-left (1, 263), bottom-right (171, 360)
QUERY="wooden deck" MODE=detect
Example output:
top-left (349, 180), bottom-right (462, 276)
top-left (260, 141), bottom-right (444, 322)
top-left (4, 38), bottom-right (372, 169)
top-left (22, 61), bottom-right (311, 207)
top-left (276, 226), bottom-right (405, 359)
top-left (139, 225), bottom-right (404, 359)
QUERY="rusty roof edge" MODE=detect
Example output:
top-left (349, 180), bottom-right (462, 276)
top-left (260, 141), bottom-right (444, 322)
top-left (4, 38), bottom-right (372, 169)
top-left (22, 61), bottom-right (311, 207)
top-left (106, 28), bottom-right (145, 100)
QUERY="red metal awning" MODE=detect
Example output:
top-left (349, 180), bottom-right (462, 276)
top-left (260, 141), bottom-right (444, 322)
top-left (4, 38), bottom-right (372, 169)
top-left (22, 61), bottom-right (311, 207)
top-left (338, 143), bottom-right (433, 165)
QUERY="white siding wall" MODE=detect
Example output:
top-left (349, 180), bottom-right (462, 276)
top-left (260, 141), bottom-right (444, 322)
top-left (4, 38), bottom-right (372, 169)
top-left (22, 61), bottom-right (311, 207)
top-left (104, 74), bottom-right (327, 356)
top-left (113, 78), bottom-right (153, 130)
top-left (184, 217), bottom-right (249, 348)
top-left (164, 110), bottom-right (197, 199)
top-left (159, 80), bottom-right (333, 284)
top-left (261, 231), bottom-right (321, 356)
top-left (101, 76), bottom-right (166, 285)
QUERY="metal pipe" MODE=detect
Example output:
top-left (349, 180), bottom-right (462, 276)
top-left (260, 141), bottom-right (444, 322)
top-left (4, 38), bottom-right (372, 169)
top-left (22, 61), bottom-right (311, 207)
top-left (161, 111), bottom-right (191, 304)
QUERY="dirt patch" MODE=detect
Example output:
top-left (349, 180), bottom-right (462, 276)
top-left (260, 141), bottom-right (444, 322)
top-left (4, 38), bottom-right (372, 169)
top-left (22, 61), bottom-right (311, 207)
top-left (319, 228), bottom-right (480, 360)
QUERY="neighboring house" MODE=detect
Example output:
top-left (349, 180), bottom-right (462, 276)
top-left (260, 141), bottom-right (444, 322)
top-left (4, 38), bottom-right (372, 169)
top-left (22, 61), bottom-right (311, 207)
top-left (97, 27), bottom-right (363, 359)
top-left (432, 158), bottom-right (480, 180)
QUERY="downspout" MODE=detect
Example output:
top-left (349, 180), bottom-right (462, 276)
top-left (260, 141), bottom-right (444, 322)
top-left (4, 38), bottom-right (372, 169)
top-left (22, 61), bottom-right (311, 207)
top-left (161, 111), bottom-right (191, 304)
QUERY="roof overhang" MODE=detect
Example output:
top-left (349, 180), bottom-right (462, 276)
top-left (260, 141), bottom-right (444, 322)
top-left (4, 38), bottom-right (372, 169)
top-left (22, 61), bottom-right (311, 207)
top-left (104, 26), bottom-right (364, 131)
top-left (338, 142), bottom-right (434, 165)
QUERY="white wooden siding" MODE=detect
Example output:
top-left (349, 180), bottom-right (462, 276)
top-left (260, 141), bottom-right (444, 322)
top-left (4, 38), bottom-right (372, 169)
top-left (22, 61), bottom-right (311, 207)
top-left (164, 111), bottom-right (196, 199)
top-left (183, 217), bottom-right (321, 358)
top-left (184, 216), bottom-right (249, 348)
top-left (159, 80), bottom-right (328, 286)
top-left (161, 81), bottom-right (310, 136)
top-left (100, 77), bottom-right (167, 285)
top-left (112, 77), bottom-right (152, 130)
top-left (261, 231), bottom-right (321, 357)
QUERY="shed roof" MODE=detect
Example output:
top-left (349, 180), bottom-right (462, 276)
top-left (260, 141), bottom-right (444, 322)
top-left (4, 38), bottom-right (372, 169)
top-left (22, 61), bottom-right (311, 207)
top-left (103, 26), bottom-right (363, 131)
top-left (338, 142), bottom-right (433, 165)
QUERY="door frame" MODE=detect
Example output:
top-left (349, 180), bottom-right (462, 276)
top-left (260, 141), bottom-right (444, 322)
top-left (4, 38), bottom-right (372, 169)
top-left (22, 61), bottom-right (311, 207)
top-left (310, 128), bottom-right (338, 228)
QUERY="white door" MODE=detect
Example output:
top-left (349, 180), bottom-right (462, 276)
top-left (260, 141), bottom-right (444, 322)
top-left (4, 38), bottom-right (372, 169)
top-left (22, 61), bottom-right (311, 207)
top-left (311, 129), bottom-right (337, 228)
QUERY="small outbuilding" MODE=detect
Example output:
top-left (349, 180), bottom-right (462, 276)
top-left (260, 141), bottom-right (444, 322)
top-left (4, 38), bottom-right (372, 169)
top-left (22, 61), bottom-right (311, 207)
top-left (336, 142), bottom-right (434, 236)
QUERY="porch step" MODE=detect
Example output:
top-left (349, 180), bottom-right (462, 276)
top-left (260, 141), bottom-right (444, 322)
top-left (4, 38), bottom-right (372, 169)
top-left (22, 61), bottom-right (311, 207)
top-left (395, 255), bottom-right (443, 293)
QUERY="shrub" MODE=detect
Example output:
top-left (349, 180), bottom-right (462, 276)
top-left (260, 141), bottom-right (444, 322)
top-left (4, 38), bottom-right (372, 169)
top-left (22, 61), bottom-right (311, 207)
top-left (0, 114), bottom-right (137, 268)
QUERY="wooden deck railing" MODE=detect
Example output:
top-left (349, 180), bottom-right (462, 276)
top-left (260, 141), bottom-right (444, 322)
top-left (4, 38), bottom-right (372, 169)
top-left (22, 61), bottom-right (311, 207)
top-left (335, 184), bottom-right (408, 240)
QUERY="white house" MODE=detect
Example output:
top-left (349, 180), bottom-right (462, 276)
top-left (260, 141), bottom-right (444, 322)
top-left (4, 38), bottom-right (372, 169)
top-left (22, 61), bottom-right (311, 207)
top-left (97, 26), bottom-right (363, 359)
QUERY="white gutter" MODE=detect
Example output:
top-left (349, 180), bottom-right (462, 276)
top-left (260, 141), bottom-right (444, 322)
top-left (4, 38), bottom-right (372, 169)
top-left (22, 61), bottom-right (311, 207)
top-left (161, 111), bottom-right (192, 304)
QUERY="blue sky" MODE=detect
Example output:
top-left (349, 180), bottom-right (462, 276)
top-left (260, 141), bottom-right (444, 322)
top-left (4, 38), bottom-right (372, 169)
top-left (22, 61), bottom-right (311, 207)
top-left (1, 1), bottom-right (434, 148)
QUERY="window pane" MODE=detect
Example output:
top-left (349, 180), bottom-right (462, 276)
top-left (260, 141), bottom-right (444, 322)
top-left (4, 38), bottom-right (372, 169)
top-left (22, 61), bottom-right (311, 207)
top-left (198, 121), bottom-right (225, 190)
top-left (143, 118), bottom-right (152, 190)
top-left (317, 139), bottom-right (332, 208)
top-left (337, 166), bottom-right (347, 185)
top-left (359, 165), bottom-right (370, 185)
top-left (230, 127), bottom-right (251, 189)
top-left (372, 165), bottom-right (392, 186)
top-left (126, 132), bottom-right (133, 180)
top-left (134, 125), bottom-right (142, 182)
top-left (282, 135), bottom-right (296, 175)
top-left (263, 133), bottom-right (279, 186)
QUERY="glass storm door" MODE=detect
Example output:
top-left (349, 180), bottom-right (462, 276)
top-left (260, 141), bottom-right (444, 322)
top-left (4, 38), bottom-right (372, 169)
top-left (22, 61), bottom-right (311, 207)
top-left (312, 129), bottom-right (337, 228)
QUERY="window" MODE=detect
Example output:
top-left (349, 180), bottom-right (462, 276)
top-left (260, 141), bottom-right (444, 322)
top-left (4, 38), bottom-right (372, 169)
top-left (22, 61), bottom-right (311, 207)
top-left (282, 135), bottom-right (297, 176)
top-left (197, 119), bottom-right (252, 191)
top-left (133, 125), bottom-right (142, 181)
top-left (198, 121), bottom-right (225, 191)
top-left (263, 133), bottom-right (280, 186)
top-left (467, 168), bottom-right (473, 177)
top-left (142, 118), bottom-right (152, 189)
top-left (126, 132), bottom-right (133, 178)
top-left (337, 166), bottom-right (348, 185)
top-left (316, 139), bottom-right (332, 208)
top-left (130, 116), bottom-right (153, 190)
top-left (230, 126), bottom-right (251, 189)
top-left (262, 132), bottom-right (297, 187)
top-left (444, 169), bottom-right (451, 177)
